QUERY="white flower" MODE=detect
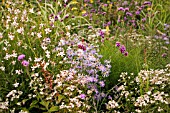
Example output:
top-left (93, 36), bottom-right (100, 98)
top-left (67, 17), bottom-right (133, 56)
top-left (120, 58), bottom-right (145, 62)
top-left (37, 32), bottom-right (42, 38)
top-left (8, 34), bottom-right (14, 40)
top-left (13, 82), bottom-right (19, 87)
top-left (45, 28), bottom-right (52, 34)
top-left (19, 110), bottom-right (28, 113)
top-left (0, 66), bottom-right (5, 71)
top-left (45, 50), bottom-right (50, 58)
top-left (17, 27), bottom-right (24, 34)
top-left (0, 32), bottom-right (3, 38)
top-left (29, 8), bottom-right (34, 13)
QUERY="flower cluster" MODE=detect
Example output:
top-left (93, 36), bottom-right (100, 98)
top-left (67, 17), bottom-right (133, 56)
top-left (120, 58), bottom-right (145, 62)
top-left (18, 54), bottom-right (29, 67)
top-left (117, 1), bottom-right (152, 28)
top-left (116, 42), bottom-right (128, 56)
top-left (105, 64), bottom-right (170, 112)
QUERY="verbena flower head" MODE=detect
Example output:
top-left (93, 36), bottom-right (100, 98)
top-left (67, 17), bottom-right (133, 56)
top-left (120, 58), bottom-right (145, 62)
top-left (124, 51), bottom-right (128, 56)
top-left (143, 1), bottom-right (152, 6)
top-left (18, 54), bottom-right (25, 61)
top-left (116, 42), bottom-right (121, 47)
top-left (119, 45), bottom-right (126, 53)
top-left (118, 7), bottom-right (124, 11)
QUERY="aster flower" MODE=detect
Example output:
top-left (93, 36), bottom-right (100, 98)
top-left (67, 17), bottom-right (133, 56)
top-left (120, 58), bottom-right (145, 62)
top-left (99, 81), bottom-right (105, 87)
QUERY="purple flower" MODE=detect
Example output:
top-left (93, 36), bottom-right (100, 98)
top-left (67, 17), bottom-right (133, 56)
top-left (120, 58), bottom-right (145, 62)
top-left (116, 42), bottom-right (121, 47)
top-left (124, 17), bottom-right (127, 21)
top-left (118, 7), bottom-right (124, 11)
top-left (79, 94), bottom-right (86, 99)
top-left (126, 12), bottom-right (133, 17)
top-left (143, 1), bottom-right (152, 6)
top-left (122, 1), bottom-right (128, 6)
top-left (99, 30), bottom-right (105, 38)
top-left (18, 54), bottom-right (25, 61)
top-left (103, 4), bottom-right (108, 7)
top-left (99, 81), bottom-right (105, 87)
top-left (22, 60), bottom-right (29, 67)
top-left (135, 10), bottom-right (140, 15)
top-left (162, 53), bottom-right (167, 57)
top-left (165, 41), bottom-right (169, 44)
top-left (108, 95), bottom-right (112, 100)
top-left (98, 65), bottom-right (106, 72)
top-left (124, 51), bottom-right (128, 56)
top-left (88, 26), bottom-right (92, 29)
top-left (119, 45), bottom-right (126, 53)
top-left (118, 19), bottom-right (121, 23)
top-left (124, 7), bottom-right (129, 11)
top-left (142, 18), bottom-right (146, 22)
top-left (55, 16), bottom-right (58, 21)
top-left (107, 21), bottom-right (111, 26)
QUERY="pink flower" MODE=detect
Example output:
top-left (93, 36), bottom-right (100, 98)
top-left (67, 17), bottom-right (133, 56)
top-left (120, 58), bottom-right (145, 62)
top-left (22, 60), bottom-right (29, 67)
top-left (18, 54), bottom-right (25, 61)
top-left (79, 94), bottom-right (86, 99)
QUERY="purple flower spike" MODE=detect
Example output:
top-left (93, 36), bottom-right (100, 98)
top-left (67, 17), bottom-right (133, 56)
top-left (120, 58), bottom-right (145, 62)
top-left (18, 54), bottom-right (25, 61)
top-left (120, 45), bottom-right (126, 53)
top-left (22, 60), bottom-right (29, 67)
top-left (99, 30), bottom-right (105, 38)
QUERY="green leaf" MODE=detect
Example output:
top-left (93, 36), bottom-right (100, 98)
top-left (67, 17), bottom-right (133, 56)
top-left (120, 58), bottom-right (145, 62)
top-left (49, 106), bottom-right (59, 112)
top-left (57, 95), bottom-right (65, 104)
top-left (30, 100), bottom-right (38, 107)
top-left (22, 99), bottom-right (29, 105)
top-left (40, 100), bottom-right (49, 110)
